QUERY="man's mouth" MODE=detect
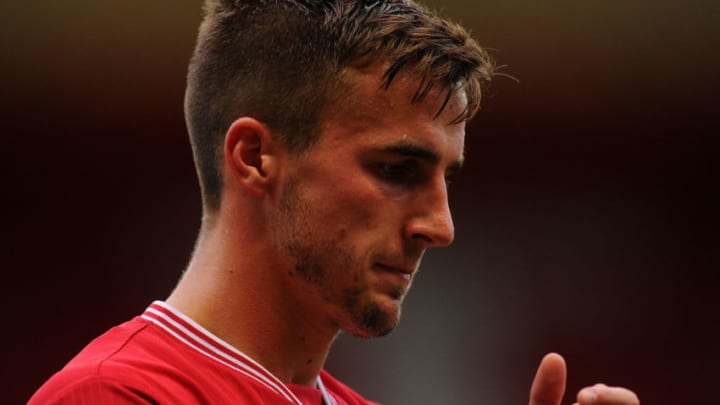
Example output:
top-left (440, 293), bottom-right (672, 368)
top-left (373, 263), bottom-right (413, 282)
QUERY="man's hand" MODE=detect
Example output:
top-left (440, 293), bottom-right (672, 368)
top-left (529, 353), bottom-right (566, 405)
top-left (529, 353), bottom-right (640, 405)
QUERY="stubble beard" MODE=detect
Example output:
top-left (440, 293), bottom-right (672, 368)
top-left (272, 177), bottom-right (401, 337)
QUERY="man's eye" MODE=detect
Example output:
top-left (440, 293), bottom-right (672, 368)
top-left (375, 161), bottom-right (417, 182)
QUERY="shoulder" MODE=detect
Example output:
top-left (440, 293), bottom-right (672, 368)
top-left (28, 373), bottom-right (157, 404)
top-left (320, 370), bottom-right (382, 405)
top-left (29, 316), bottom-right (199, 403)
top-left (30, 316), bottom-right (287, 404)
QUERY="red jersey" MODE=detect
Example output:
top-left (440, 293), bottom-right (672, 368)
top-left (30, 301), bottom-right (379, 405)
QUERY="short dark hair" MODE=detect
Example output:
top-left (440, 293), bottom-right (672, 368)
top-left (185, 0), bottom-right (494, 210)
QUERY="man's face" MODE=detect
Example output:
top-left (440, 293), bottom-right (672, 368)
top-left (271, 64), bottom-right (466, 338)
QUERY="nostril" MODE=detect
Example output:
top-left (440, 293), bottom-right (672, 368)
top-left (411, 232), bottom-right (434, 244)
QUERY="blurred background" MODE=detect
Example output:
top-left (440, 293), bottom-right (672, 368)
top-left (2, 0), bottom-right (717, 403)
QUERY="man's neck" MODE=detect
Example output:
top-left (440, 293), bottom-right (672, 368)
top-left (166, 223), bottom-right (339, 387)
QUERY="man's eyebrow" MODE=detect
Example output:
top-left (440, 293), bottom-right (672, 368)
top-left (382, 142), bottom-right (465, 174)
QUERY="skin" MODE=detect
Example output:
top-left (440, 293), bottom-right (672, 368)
top-left (269, 64), bottom-right (466, 339)
top-left (168, 63), bottom-right (462, 386)
top-left (167, 62), bottom-right (640, 404)
top-left (530, 353), bottom-right (640, 405)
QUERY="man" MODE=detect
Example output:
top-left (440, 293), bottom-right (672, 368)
top-left (31, 1), bottom-right (640, 404)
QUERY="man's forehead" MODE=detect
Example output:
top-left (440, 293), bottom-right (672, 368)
top-left (337, 62), bottom-right (469, 123)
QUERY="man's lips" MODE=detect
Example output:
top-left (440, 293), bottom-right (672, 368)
top-left (374, 263), bottom-right (413, 281)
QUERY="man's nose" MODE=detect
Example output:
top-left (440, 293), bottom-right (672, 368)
top-left (404, 178), bottom-right (455, 248)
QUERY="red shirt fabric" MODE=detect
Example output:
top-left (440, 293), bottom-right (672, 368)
top-left (30, 301), bottom-right (379, 405)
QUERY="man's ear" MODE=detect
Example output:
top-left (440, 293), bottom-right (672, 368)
top-left (224, 117), bottom-right (282, 196)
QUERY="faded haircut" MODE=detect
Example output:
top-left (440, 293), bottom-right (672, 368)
top-left (185, 0), bottom-right (494, 211)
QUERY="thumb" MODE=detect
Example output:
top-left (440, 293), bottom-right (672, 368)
top-left (529, 353), bottom-right (567, 405)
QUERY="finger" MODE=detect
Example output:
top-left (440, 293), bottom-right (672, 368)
top-left (529, 352), bottom-right (567, 405)
top-left (577, 383), bottom-right (640, 405)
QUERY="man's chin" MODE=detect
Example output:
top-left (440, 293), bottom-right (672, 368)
top-left (343, 300), bottom-right (401, 338)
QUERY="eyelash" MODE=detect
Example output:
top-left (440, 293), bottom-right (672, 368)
top-left (375, 161), bottom-right (417, 183)
top-left (373, 161), bottom-right (455, 187)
